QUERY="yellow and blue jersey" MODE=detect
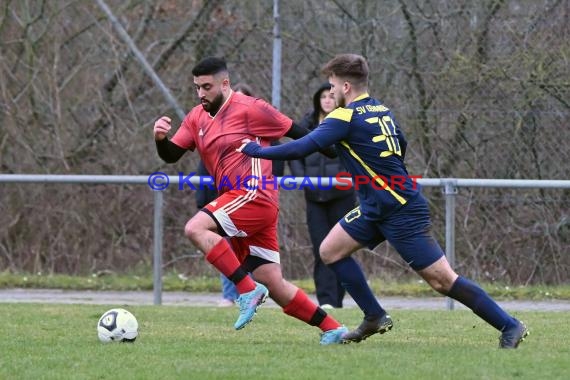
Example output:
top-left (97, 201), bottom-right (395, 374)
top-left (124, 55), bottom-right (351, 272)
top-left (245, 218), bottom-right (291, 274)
top-left (242, 92), bottom-right (444, 269)
top-left (308, 93), bottom-right (419, 220)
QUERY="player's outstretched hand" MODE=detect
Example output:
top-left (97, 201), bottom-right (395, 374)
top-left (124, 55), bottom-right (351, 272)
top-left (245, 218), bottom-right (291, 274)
top-left (154, 116), bottom-right (171, 141)
top-left (236, 139), bottom-right (262, 157)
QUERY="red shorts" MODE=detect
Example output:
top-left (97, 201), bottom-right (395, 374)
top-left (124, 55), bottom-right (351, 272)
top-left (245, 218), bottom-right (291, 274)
top-left (203, 189), bottom-right (280, 263)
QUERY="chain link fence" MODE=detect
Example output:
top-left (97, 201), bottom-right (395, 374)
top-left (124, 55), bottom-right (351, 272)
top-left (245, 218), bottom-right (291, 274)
top-left (0, 0), bottom-right (568, 284)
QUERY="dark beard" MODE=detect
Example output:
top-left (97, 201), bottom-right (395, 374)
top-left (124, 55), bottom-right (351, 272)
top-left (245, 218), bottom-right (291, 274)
top-left (201, 93), bottom-right (224, 115)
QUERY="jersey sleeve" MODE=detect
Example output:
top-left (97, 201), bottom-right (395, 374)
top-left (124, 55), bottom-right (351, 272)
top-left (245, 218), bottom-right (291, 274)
top-left (170, 111), bottom-right (196, 151)
top-left (242, 107), bottom-right (353, 160)
top-left (247, 99), bottom-right (293, 139)
top-left (307, 107), bottom-right (352, 148)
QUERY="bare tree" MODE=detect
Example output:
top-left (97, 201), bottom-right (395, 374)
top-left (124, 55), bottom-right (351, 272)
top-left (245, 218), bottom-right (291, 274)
top-left (0, 0), bottom-right (568, 283)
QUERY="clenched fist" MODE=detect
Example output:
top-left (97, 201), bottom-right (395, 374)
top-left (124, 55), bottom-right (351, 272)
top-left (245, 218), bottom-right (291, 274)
top-left (153, 116), bottom-right (172, 141)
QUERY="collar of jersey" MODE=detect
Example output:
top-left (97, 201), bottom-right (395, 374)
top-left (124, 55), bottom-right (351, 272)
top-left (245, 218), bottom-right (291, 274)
top-left (351, 93), bottom-right (370, 103)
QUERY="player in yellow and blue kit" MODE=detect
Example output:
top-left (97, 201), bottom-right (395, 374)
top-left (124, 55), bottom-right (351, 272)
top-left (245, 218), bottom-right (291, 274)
top-left (239, 54), bottom-right (528, 349)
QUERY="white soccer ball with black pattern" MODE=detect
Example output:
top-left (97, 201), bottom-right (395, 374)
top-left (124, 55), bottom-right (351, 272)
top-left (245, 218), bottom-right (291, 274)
top-left (97, 308), bottom-right (139, 343)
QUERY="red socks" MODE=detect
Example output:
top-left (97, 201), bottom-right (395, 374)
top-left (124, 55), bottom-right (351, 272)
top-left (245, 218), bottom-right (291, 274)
top-left (206, 240), bottom-right (341, 333)
top-left (283, 289), bottom-right (341, 332)
top-left (205, 239), bottom-right (255, 294)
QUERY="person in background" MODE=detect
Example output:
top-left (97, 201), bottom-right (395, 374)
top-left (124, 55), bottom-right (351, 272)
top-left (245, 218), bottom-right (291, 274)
top-left (290, 83), bottom-right (355, 309)
top-left (196, 82), bottom-right (285, 307)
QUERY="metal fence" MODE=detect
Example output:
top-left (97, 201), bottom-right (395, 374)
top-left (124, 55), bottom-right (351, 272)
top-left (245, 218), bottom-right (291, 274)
top-left (2, 174), bottom-right (568, 307)
top-left (2, 0), bottom-right (569, 300)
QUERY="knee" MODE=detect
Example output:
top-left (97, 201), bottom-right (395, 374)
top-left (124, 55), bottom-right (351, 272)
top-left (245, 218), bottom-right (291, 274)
top-left (319, 243), bottom-right (335, 265)
top-left (425, 275), bottom-right (456, 295)
top-left (418, 257), bottom-right (458, 295)
top-left (427, 279), bottom-right (449, 295)
top-left (184, 219), bottom-right (201, 244)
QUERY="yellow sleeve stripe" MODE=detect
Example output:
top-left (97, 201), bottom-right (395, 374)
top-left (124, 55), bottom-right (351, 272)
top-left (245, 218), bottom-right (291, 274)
top-left (326, 107), bottom-right (353, 122)
top-left (340, 141), bottom-right (408, 205)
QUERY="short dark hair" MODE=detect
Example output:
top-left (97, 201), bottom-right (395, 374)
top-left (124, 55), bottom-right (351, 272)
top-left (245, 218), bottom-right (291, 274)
top-left (192, 57), bottom-right (228, 76)
top-left (321, 54), bottom-right (369, 88)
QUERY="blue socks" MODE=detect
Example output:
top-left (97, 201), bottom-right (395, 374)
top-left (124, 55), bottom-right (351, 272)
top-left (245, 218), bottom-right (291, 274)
top-left (447, 276), bottom-right (517, 331)
top-left (328, 257), bottom-right (385, 319)
top-left (328, 260), bottom-right (515, 331)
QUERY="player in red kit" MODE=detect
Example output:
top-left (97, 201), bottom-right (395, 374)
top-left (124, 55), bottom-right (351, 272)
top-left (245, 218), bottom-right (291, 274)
top-left (153, 57), bottom-right (347, 344)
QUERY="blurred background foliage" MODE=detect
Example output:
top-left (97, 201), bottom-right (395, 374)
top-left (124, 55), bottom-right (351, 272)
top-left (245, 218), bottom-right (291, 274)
top-left (0, 0), bottom-right (568, 284)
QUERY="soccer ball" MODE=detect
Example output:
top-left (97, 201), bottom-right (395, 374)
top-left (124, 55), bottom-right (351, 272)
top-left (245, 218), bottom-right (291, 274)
top-left (97, 308), bottom-right (139, 343)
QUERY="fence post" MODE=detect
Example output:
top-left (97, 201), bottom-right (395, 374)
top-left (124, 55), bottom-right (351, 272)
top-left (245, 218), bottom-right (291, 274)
top-left (443, 179), bottom-right (458, 310)
top-left (272, 0), bottom-right (281, 109)
top-left (153, 190), bottom-right (164, 305)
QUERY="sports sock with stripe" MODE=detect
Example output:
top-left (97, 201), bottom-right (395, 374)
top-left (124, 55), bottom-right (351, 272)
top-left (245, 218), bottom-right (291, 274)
top-left (205, 239), bottom-right (255, 294)
top-left (283, 289), bottom-right (341, 332)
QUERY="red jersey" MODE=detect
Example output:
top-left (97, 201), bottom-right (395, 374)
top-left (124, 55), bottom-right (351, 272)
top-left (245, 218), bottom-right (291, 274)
top-left (171, 91), bottom-right (292, 202)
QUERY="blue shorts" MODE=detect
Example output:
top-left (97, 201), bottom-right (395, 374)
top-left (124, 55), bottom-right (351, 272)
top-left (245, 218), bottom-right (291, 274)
top-left (339, 193), bottom-right (444, 271)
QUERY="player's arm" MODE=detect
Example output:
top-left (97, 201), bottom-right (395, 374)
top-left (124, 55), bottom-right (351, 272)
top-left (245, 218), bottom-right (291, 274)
top-left (248, 99), bottom-right (336, 158)
top-left (155, 138), bottom-right (187, 163)
top-left (284, 122), bottom-right (337, 158)
top-left (238, 120), bottom-right (345, 160)
top-left (153, 116), bottom-right (187, 163)
top-left (284, 122), bottom-right (311, 139)
top-left (238, 134), bottom-right (319, 160)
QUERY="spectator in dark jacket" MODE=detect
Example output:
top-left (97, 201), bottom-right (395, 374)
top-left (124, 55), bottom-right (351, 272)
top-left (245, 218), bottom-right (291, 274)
top-left (290, 83), bottom-right (356, 308)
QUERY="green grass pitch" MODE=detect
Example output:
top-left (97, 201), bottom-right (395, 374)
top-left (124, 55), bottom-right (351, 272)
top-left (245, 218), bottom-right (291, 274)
top-left (0, 304), bottom-right (568, 379)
